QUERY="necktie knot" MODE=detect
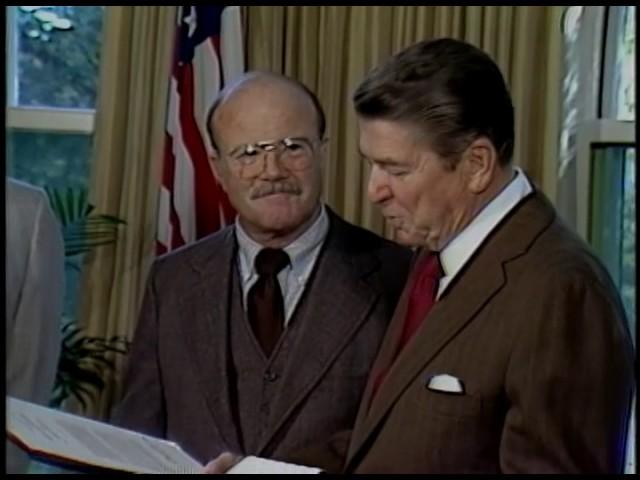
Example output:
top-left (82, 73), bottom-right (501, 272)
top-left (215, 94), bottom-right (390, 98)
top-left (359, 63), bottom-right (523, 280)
top-left (255, 248), bottom-right (290, 277)
top-left (416, 252), bottom-right (443, 283)
top-left (408, 251), bottom-right (443, 315)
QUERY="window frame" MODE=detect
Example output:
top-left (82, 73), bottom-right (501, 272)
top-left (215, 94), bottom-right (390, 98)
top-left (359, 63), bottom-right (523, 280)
top-left (5, 5), bottom-right (96, 135)
top-left (575, 6), bottom-right (635, 240)
top-left (576, 119), bottom-right (634, 238)
top-left (571, 6), bottom-right (636, 476)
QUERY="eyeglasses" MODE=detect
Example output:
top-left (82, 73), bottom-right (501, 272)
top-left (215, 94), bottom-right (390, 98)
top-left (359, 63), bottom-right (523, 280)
top-left (225, 136), bottom-right (325, 177)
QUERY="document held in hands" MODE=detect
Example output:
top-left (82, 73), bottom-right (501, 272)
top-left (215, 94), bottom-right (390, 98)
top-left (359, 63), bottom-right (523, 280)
top-left (6, 396), bottom-right (322, 474)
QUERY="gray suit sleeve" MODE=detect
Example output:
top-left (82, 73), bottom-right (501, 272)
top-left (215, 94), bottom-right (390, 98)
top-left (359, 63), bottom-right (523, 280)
top-left (8, 191), bottom-right (64, 404)
top-left (6, 192), bottom-right (64, 474)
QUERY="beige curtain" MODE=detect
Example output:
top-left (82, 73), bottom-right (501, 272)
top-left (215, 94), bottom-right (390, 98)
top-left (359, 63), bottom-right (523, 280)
top-left (74, 6), bottom-right (177, 419)
top-left (246, 6), bottom-right (563, 236)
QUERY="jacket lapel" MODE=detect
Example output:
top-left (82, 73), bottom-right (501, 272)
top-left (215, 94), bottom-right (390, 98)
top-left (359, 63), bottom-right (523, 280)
top-left (178, 228), bottom-right (242, 452)
top-left (347, 192), bottom-right (555, 467)
top-left (348, 250), bottom-right (418, 440)
top-left (258, 212), bottom-right (381, 454)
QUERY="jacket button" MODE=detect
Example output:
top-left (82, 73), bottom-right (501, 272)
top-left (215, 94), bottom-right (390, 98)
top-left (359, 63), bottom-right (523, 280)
top-left (264, 371), bottom-right (278, 382)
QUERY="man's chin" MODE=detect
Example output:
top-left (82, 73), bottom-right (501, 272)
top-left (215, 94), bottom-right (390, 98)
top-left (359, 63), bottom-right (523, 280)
top-left (391, 226), bottom-right (428, 248)
top-left (254, 209), bottom-right (309, 233)
top-left (392, 230), bottom-right (422, 248)
top-left (258, 217), bottom-right (297, 232)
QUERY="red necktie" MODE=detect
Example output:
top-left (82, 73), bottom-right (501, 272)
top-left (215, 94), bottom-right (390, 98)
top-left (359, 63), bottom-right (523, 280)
top-left (396, 252), bottom-right (443, 352)
top-left (371, 251), bottom-right (443, 400)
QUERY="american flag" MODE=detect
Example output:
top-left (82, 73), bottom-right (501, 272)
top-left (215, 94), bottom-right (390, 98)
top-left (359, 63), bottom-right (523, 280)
top-left (157, 6), bottom-right (244, 254)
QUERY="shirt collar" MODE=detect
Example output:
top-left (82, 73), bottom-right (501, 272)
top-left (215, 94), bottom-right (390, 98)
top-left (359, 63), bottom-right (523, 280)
top-left (439, 167), bottom-right (533, 282)
top-left (235, 204), bottom-right (329, 282)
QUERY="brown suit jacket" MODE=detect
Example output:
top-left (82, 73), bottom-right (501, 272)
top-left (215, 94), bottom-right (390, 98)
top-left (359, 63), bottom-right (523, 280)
top-left (292, 191), bottom-right (634, 474)
top-left (113, 208), bottom-right (411, 464)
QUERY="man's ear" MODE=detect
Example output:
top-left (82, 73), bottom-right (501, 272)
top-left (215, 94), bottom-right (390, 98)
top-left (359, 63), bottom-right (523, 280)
top-left (208, 151), bottom-right (227, 193)
top-left (460, 136), bottom-right (498, 194)
top-left (320, 138), bottom-right (329, 156)
top-left (317, 138), bottom-right (329, 170)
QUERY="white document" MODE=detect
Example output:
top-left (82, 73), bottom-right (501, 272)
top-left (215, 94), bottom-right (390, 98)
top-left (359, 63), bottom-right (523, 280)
top-left (7, 396), bottom-right (203, 474)
top-left (6, 396), bottom-right (321, 474)
top-left (227, 456), bottom-right (321, 474)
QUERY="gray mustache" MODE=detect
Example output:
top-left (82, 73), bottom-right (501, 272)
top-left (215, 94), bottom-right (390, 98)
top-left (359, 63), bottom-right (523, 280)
top-left (251, 182), bottom-right (302, 199)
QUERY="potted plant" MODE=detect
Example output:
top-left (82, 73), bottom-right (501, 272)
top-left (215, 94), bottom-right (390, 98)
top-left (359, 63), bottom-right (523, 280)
top-left (45, 186), bottom-right (130, 411)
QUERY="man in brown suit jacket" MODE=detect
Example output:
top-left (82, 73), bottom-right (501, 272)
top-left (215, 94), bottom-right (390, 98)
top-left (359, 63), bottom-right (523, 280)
top-left (113, 72), bottom-right (411, 464)
top-left (339, 38), bottom-right (634, 474)
top-left (204, 39), bottom-right (634, 474)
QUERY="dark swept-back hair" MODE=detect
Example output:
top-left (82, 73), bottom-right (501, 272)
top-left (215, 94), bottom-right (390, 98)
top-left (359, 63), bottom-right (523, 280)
top-left (205, 72), bottom-right (327, 153)
top-left (353, 38), bottom-right (514, 168)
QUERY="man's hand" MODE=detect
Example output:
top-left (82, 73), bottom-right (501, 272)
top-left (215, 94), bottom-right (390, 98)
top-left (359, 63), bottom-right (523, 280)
top-left (201, 452), bottom-right (243, 474)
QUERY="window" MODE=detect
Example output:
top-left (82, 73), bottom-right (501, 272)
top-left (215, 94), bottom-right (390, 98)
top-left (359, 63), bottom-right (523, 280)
top-left (6, 6), bottom-right (104, 185)
top-left (589, 146), bottom-right (635, 341)
top-left (563, 5), bottom-right (635, 474)
top-left (602, 5), bottom-right (635, 122)
top-left (11, 6), bottom-right (103, 109)
top-left (582, 5), bottom-right (635, 333)
top-left (565, 6), bottom-right (636, 333)
top-left (5, 6), bottom-right (105, 319)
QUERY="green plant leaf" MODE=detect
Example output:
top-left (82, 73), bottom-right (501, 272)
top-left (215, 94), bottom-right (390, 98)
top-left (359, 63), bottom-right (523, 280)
top-left (45, 186), bottom-right (125, 258)
top-left (47, 187), bottom-right (130, 411)
top-left (54, 323), bottom-right (131, 411)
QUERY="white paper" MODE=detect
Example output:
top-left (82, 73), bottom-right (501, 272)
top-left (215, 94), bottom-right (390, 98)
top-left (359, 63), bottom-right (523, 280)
top-left (7, 397), bottom-right (323, 474)
top-left (6, 396), bottom-right (202, 474)
top-left (227, 456), bottom-right (322, 474)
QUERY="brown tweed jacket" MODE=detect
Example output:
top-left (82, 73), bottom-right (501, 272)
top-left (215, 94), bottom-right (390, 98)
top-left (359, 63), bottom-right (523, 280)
top-left (112, 208), bottom-right (411, 464)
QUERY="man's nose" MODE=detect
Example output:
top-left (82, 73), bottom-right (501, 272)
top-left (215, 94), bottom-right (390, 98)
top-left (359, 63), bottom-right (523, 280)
top-left (261, 152), bottom-right (287, 179)
top-left (367, 166), bottom-right (392, 204)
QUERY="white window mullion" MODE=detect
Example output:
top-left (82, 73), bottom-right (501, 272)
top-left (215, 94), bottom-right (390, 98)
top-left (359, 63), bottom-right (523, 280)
top-left (6, 107), bottom-right (94, 134)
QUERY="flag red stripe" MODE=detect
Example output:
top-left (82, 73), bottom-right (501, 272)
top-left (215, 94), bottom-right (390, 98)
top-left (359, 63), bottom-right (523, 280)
top-left (176, 64), bottom-right (225, 237)
top-left (158, 131), bottom-right (187, 253)
top-left (157, 6), bottom-right (240, 253)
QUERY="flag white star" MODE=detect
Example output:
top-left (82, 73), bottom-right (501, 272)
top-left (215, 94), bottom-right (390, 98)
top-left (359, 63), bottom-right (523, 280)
top-left (183, 7), bottom-right (197, 38)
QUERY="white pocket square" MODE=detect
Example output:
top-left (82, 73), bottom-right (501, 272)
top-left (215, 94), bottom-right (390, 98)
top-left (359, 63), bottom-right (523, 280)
top-left (426, 374), bottom-right (465, 394)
